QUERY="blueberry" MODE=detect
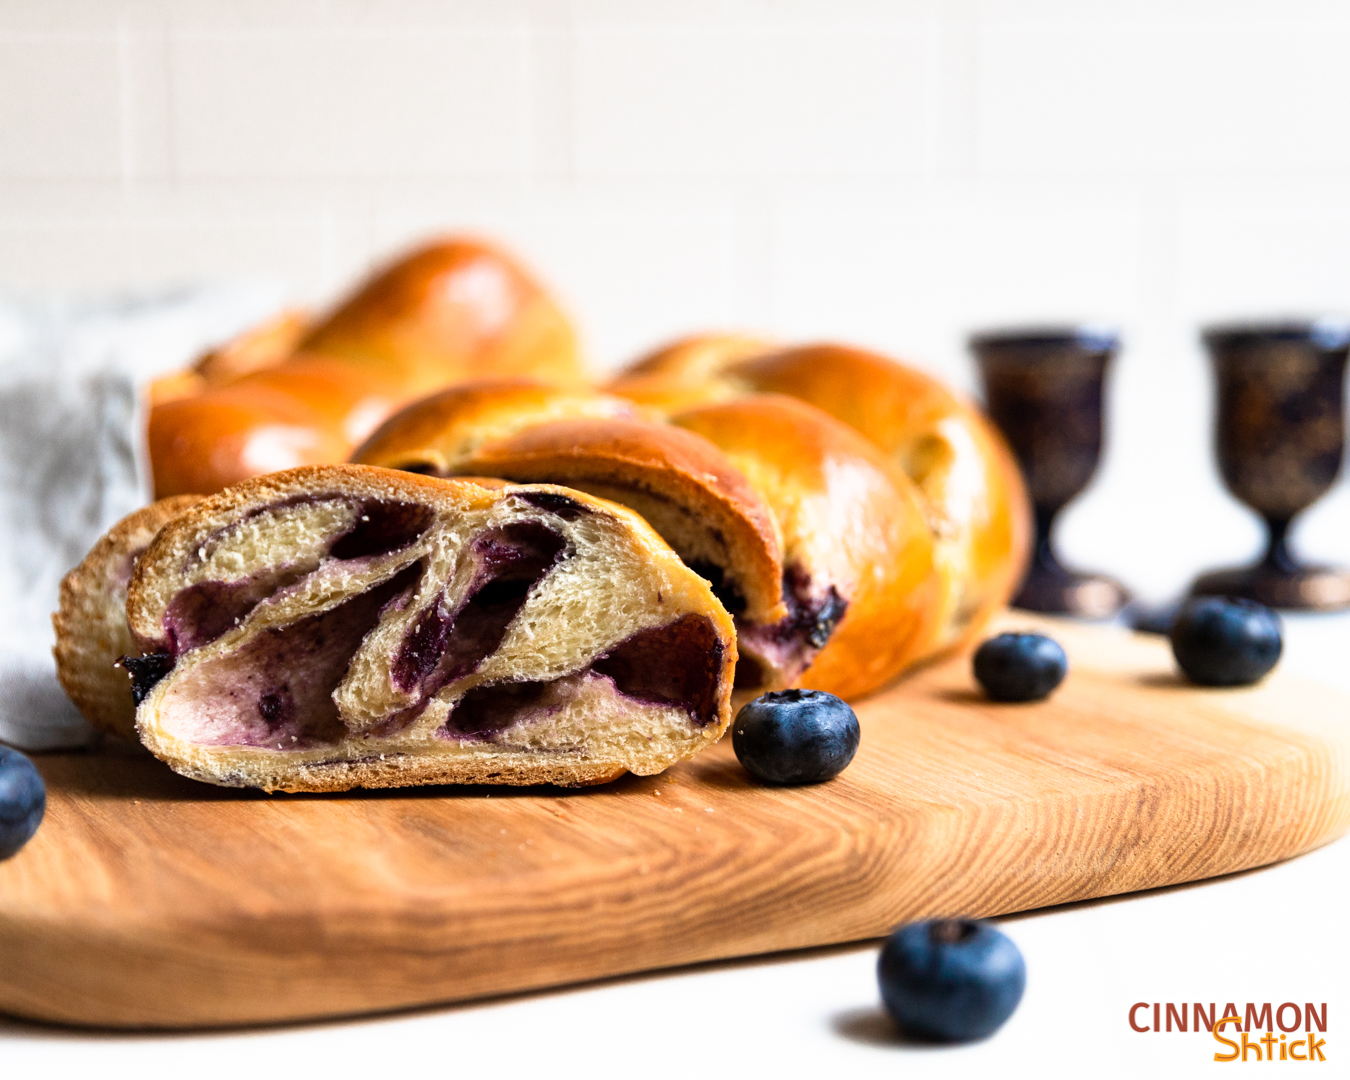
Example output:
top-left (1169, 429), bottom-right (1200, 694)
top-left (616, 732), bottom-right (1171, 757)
top-left (1169, 596), bottom-right (1282, 686)
top-left (973, 632), bottom-right (1067, 702)
top-left (732, 688), bottom-right (859, 785)
top-left (878, 919), bottom-right (1026, 1042)
top-left (0, 746), bottom-right (45, 860)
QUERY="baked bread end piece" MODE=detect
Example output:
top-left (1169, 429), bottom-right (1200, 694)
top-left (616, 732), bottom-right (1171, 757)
top-left (52, 495), bottom-right (202, 740)
top-left (125, 465), bottom-right (736, 792)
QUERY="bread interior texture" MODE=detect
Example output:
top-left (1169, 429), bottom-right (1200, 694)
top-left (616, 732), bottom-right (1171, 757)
top-left (130, 475), bottom-right (731, 791)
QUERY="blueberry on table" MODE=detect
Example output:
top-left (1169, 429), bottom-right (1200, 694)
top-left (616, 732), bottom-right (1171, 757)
top-left (878, 919), bottom-right (1026, 1042)
top-left (973, 632), bottom-right (1067, 702)
top-left (1169, 596), bottom-right (1282, 687)
top-left (0, 745), bottom-right (45, 860)
top-left (732, 689), bottom-right (859, 785)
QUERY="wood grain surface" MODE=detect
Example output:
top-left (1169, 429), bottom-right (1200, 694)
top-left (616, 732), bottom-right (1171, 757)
top-left (1, 614), bottom-right (1347, 1029)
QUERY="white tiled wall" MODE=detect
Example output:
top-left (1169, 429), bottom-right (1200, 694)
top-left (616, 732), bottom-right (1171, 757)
top-left (4, 0), bottom-right (1350, 600)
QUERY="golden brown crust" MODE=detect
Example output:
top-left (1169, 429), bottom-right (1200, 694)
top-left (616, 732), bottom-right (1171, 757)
top-left (301, 237), bottom-right (584, 395)
top-left (459, 416), bottom-right (788, 626)
top-left (227, 357), bottom-right (407, 445)
top-left (147, 311), bottom-right (313, 408)
top-left (194, 309), bottom-right (314, 386)
top-left (618, 332), bottom-right (777, 383)
top-left (350, 378), bottom-right (638, 477)
top-left (605, 332), bottom-right (772, 415)
top-left (147, 238), bottom-right (585, 498)
top-left (148, 374), bottom-right (356, 498)
top-left (727, 344), bottom-right (1033, 657)
top-left (52, 495), bottom-right (202, 739)
top-left (673, 394), bottom-right (942, 701)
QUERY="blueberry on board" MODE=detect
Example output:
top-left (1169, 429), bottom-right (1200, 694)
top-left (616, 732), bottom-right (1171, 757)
top-left (972, 632), bottom-right (1067, 702)
top-left (878, 919), bottom-right (1026, 1042)
top-left (731, 688), bottom-right (859, 785)
top-left (0, 745), bottom-right (45, 860)
top-left (1169, 596), bottom-right (1282, 687)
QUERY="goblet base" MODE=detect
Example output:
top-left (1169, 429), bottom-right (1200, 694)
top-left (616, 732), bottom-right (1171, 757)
top-left (1190, 563), bottom-right (1350, 611)
top-left (1013, 566), bottom-right (1130, 619)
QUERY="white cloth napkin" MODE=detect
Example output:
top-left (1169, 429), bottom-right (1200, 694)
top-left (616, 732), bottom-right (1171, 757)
top-left (0, 283), bottom-right (287, 750)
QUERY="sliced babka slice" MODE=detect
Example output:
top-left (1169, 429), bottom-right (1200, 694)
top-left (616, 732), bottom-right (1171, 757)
top-left (124, 465), bottom-right (736, 792)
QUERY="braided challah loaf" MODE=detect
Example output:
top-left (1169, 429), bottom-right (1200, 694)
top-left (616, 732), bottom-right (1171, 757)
top-left (56, 260), bottom-right (1030, 790)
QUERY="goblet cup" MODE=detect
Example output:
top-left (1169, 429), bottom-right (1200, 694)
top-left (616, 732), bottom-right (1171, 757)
top-left (1190, 320), bottom-right (1350, 610)
top-left (972, 327), bottom-right (1130, 618)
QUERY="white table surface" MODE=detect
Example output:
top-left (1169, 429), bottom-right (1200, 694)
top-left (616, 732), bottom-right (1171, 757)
top-left (4, 612), bottom-right (1347, 1080)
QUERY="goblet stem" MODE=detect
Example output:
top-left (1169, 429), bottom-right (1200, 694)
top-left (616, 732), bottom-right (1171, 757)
top-left (1261, 517), bottom-right (1299, 575)
top-left (1031, 507), bottom-right (1062, 577)
top-left (1013, 503), bottom-right (1128, 617)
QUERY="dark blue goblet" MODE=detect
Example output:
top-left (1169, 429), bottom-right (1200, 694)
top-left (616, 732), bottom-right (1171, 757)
top-left (1191, 319), bottom-right (1350, 610)
top-left (972, 326), bottom-right (1130, 618)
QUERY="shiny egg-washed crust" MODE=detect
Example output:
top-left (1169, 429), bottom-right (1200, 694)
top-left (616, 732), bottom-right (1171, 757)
top-left (52, 495), bottom-right (202, 740)
top-left (622, 332), bottom-right (779, 382)
top-left (457, 416), bottom-right (788, 627)
top-left (608, 337), bottom-right (1033, 661)
top-left (148, 238), bottom-right (585, 499)
top-left (673, 395), bottom-right (941, 701)
top-left (194, 309), bottom-right (313, 386)
top-left (148, 357), bottom-right (405, 498)
top-left (300, 237), bottom-right (584, 396)
top-left (607, 333), bottom-right (777, 413)
top-left (351, 378), bottom-right (640, 477)
top-left (149, 309), bottom-right (315, 407)
top-left (727, 345), bottom-right (1032, 658)
top-left (128, 465), bottom-right (737, 792)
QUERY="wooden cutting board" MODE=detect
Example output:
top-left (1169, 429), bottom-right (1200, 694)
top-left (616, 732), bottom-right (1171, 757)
top-left (2, 615), bottom-right (1348, 1029)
